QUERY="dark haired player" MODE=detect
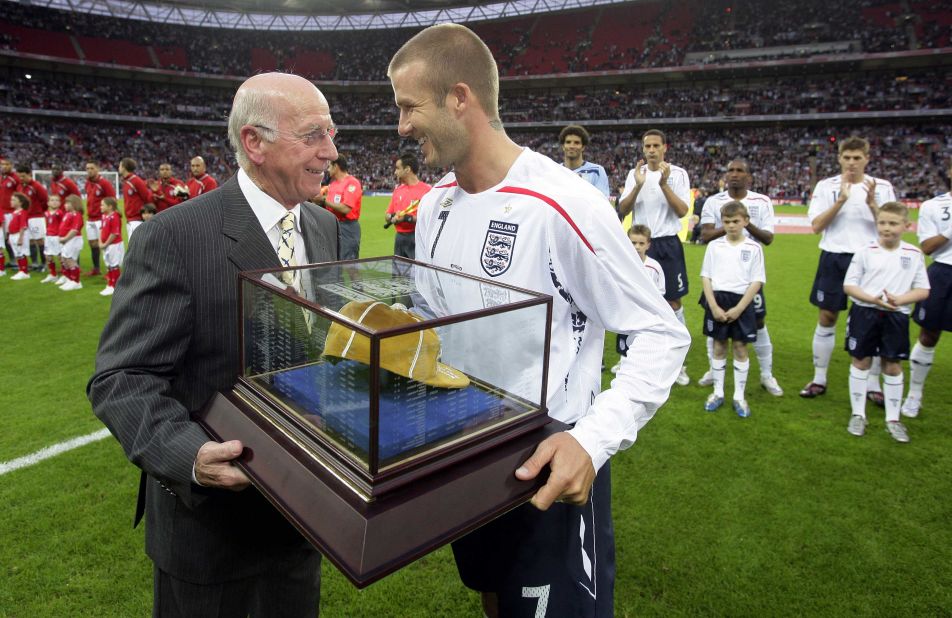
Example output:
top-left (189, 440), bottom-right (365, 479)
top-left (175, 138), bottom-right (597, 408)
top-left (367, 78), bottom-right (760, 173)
top-left (559, 124), bottom-right (610, 198)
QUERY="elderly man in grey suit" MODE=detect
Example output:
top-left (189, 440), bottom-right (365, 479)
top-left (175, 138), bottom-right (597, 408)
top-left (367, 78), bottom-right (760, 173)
top-left (88, 73), bottom-right (340, 617)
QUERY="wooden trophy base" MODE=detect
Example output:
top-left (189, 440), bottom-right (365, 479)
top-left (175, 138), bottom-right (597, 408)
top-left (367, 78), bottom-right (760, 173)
top-left (195, 391), bottom-right (566, 588)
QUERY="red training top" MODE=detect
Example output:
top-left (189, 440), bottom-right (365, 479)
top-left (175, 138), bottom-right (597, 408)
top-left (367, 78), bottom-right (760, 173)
top-left (0, 171), bottom-right (19, 214)
top-left (8, 208), bottom-right (28, 234)
top-left (100, 211), bottom-right (122, 245)
top-left (122, 173), bottom-right (153, 222)
top-left (187, 173), bottom-right (218, 199)
top-left (18, 179), bottom-right (49, 218)
top-left (50, 175), bottom-right (81, 201)
top-left (45, 208), bottom-right (64, 237)
top-left (85, 176), bottom-right (116, 222)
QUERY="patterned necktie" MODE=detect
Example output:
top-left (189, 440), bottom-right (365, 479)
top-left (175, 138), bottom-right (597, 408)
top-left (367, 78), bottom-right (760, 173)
top-left (278, 211), bottom-right (296, 285)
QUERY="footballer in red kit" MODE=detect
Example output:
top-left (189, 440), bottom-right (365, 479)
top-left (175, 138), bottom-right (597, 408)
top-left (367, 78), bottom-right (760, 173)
top-left (16, 163), bottom-right (49, 271)
top-left (50, 163), bottom-right (81, 201)
top-left (84, 161), bottom-right (116, 275)
top-left (187, 156), bottom-right (218, 199)
top-left (119, 157), bottom-right (153, 238)
top-left (149, 163), bottom-right (188, 211)
top-left (1, 157), bottom-right (19, 225)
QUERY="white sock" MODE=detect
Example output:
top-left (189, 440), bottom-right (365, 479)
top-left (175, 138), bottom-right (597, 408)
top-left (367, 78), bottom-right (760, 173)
top-left (908, 343), bottom-right (935, 398)
top-left (674, 307), bottom-right (686, 326)
top-left (753, 326), bottom-right (773, 378)
top-left (733, 359), bottom-right (750, 401)
top-left (712, 357), bottom-right (727, 398)
top-left (867, 357), bottom-right (882, 394)
top-left (706, 337), bottom-right (714, 371)
top-left (849, 366), bottom-right (869, 418)
top-left (883, 374), bottom-right (903, 423)
top-left (812, 324), bottom-right (836, 385)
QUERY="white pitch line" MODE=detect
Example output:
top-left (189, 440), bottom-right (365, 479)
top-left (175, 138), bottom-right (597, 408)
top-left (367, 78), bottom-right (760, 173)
top-left (0, 428), bottom-right (112, 476)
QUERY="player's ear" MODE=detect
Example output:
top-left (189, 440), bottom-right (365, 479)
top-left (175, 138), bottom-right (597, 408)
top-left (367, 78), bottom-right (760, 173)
top-left (449, 83), bottom-right (470, 114)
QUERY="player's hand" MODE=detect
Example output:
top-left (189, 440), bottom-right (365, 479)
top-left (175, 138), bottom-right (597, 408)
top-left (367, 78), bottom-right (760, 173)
top-left (659, 161), bottom-right (671, 183)
top-left (723, 307), bottom-right (739, 322)
top-left (712, 306), bottom-right (728, 322)
top-left (837, 179), bottom-right (851, 204)
top-left (194, 440), bottom-right (251, 491)
top-left (864, 177), bottom-right (878, 207)
top-left (515, 432), bottom-right (596, 511)
top-left (147, 179), bottom-right (160, 192)
top-left (882, 290), bottom-right (901, 309)
top-left (634, 159), bottom-right (647, 187)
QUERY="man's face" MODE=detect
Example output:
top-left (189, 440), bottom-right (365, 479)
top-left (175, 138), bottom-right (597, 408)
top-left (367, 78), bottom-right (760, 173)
top-left (876, 210), bottom-right (907, 245)
top-left (190, 158), bottom-right (205, 177)
top-left (86, 163), bottom-right (99, 180)
top-left (838, 149), bottom-right (869, 181)
top-left (159, 164), bottom-right (172, 179)
top-left (562, 135), bottom-right (585, 161)
top-left (394, 160), bottom-right (408, 183)
top-left (642, 135), bottom-right (667, 164)
top-left (0, 159), bottom-right (10, 174)
top-left (391, 62), bottom-right (468, 169)
top-left (52, 166), bottom-right (63, 179)
top-left (256, 93), bottom-right (338, 206)
top-left (17, 172), bottom-right (30, 184)
top-left (725, 161), bottom-right (751, 192)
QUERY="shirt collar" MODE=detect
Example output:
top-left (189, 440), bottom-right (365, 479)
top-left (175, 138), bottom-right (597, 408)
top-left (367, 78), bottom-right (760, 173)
top-left (238, 168), bottom-right (301, 234)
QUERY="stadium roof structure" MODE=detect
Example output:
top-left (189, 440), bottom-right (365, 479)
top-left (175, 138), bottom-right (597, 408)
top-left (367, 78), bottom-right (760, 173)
top-left (27, 0), bottom-right (627, 30)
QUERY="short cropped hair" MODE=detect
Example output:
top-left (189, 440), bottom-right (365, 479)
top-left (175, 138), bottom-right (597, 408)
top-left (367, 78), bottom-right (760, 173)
top-left (65, 194), bottom-right (84, 213)
top-left (333, 153), bottom-right (349, 172)
top-left (628, 224), bottom-right (652, 239)
top-left (143, 203), bottom-right (157, 215)
top-left (15, 163), bottom-right (31, 174)
top-left (720, 200), bottom-right (749, 219)
top-left (878, 201), bottom-right (908, 219)
top-left (398, 152), bottom-right (420, 175)
top-left (559, 125), bottom-right (590, 146)
top-left (102, 196), bottom-right (118, 210)
top-left (120, 157), bottom-right (136, 173)
top-left (642, 129), bottom-right (667, 144)
top-left (839, 136), bottom-right (870, 155)
top-left (388, 23), bottom-right (500, 121)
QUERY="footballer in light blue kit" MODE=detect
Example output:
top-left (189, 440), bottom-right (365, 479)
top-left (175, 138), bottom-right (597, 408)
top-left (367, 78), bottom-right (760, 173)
top-left (901, 164), bottom-right (952, 418)
top-left (842, 202), bottom-right (929, 443)
top-left (559, 124), bottom-right (610, 198)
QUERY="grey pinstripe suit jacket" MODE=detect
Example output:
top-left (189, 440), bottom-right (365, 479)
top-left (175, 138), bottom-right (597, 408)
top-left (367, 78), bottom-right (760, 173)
top-left (88, 176), bottom-right (339, 583)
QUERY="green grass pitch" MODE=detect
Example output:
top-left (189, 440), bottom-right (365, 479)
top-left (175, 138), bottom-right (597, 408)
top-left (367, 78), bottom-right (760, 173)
top-left (1, 196), bottom-right (950, 616)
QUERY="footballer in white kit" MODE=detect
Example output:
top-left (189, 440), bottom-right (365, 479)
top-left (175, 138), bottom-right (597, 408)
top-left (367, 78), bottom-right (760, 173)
top-left (800, 137), bottom-right (897, 400)
top-left (902, 187), bottom-right (952, 417)
top-left (698, 159), bottom-right (782, 395)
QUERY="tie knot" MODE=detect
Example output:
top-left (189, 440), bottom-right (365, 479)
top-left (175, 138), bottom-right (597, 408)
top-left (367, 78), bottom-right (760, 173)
top-left (280, 211), bottom-right (296, 232)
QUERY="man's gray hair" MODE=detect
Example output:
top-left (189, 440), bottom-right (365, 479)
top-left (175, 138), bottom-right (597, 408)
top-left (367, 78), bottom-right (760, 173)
top-left (228, 88), bottom-right (278, 170)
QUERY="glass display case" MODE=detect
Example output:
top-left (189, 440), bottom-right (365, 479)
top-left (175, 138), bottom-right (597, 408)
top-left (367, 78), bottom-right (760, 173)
top-left (195, 256), bottom-right (561, 587)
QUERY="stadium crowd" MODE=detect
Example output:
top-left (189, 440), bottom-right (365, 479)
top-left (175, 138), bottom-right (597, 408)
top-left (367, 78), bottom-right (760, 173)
top-left (4, 68), bottom-right (948, 125)
top-left (1, 0), bottom-right (947, 79)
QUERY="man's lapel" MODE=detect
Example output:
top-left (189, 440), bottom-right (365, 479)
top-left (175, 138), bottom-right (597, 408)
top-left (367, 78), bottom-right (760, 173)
top-left (220, 178), bottom-right (282, 273)
top-left (300, 202), bottom-right (338, 265)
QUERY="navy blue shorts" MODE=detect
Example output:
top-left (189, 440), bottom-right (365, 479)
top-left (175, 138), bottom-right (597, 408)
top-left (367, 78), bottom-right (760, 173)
top-left (452, 463), bottom-right (615, 618)
top-left (844, 304), bottom-right (911, 360)
top-left (647, 235), bottom-right (688, 301)
top-left (810, 250), bottom-right (853, 312)
top-left (913, 261), bottom-right (952, 332)
top-left (700, 291), bottom-right (758, 342)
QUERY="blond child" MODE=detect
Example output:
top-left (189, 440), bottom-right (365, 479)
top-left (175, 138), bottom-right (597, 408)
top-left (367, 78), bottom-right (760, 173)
top-left (700, 201), bottom-right (766, 417)
top-left (8, 192), bottom-right (31, 280)
top-left (99, 197), bottom-right (124, 296)
top-left (843, 202), bottom-right (930, 442)
top-left (59, 194), bottom-right (85, 290)
top-left (41, 195), bottom-right (65, 283)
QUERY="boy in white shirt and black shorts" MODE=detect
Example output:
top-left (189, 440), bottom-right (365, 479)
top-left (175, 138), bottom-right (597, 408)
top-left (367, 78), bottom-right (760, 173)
top-left (842, 202), bottom-right (930, 442)
top-left (700, 201), bottom-right (765, 418)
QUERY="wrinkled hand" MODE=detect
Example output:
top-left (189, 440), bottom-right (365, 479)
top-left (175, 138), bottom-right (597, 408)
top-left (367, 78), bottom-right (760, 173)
top-left (194, 440), bottom-right (251, 491)
top-left (634, 159), bottom-right (647, 187)
top-left (515, 432), bottom-right (596, 511)
top-left (659, 161), bottom-right (671, 183)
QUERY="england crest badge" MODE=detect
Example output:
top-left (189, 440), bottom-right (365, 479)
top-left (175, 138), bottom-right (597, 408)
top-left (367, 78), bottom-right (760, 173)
top-left (742, 249), bottom-right (752, 262)
top-left (481, 220), bottom-right (518, 277)
top-left (901, 256), bottom-right (911, 269)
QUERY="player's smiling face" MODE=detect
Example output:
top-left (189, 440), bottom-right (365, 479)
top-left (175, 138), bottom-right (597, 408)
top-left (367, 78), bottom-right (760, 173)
top-left (838, 149), bottom-right (869, 182)
top-left (562, 135), bottom-right (585, 162)
top-left (391, 62), bottom-right (467, 169)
